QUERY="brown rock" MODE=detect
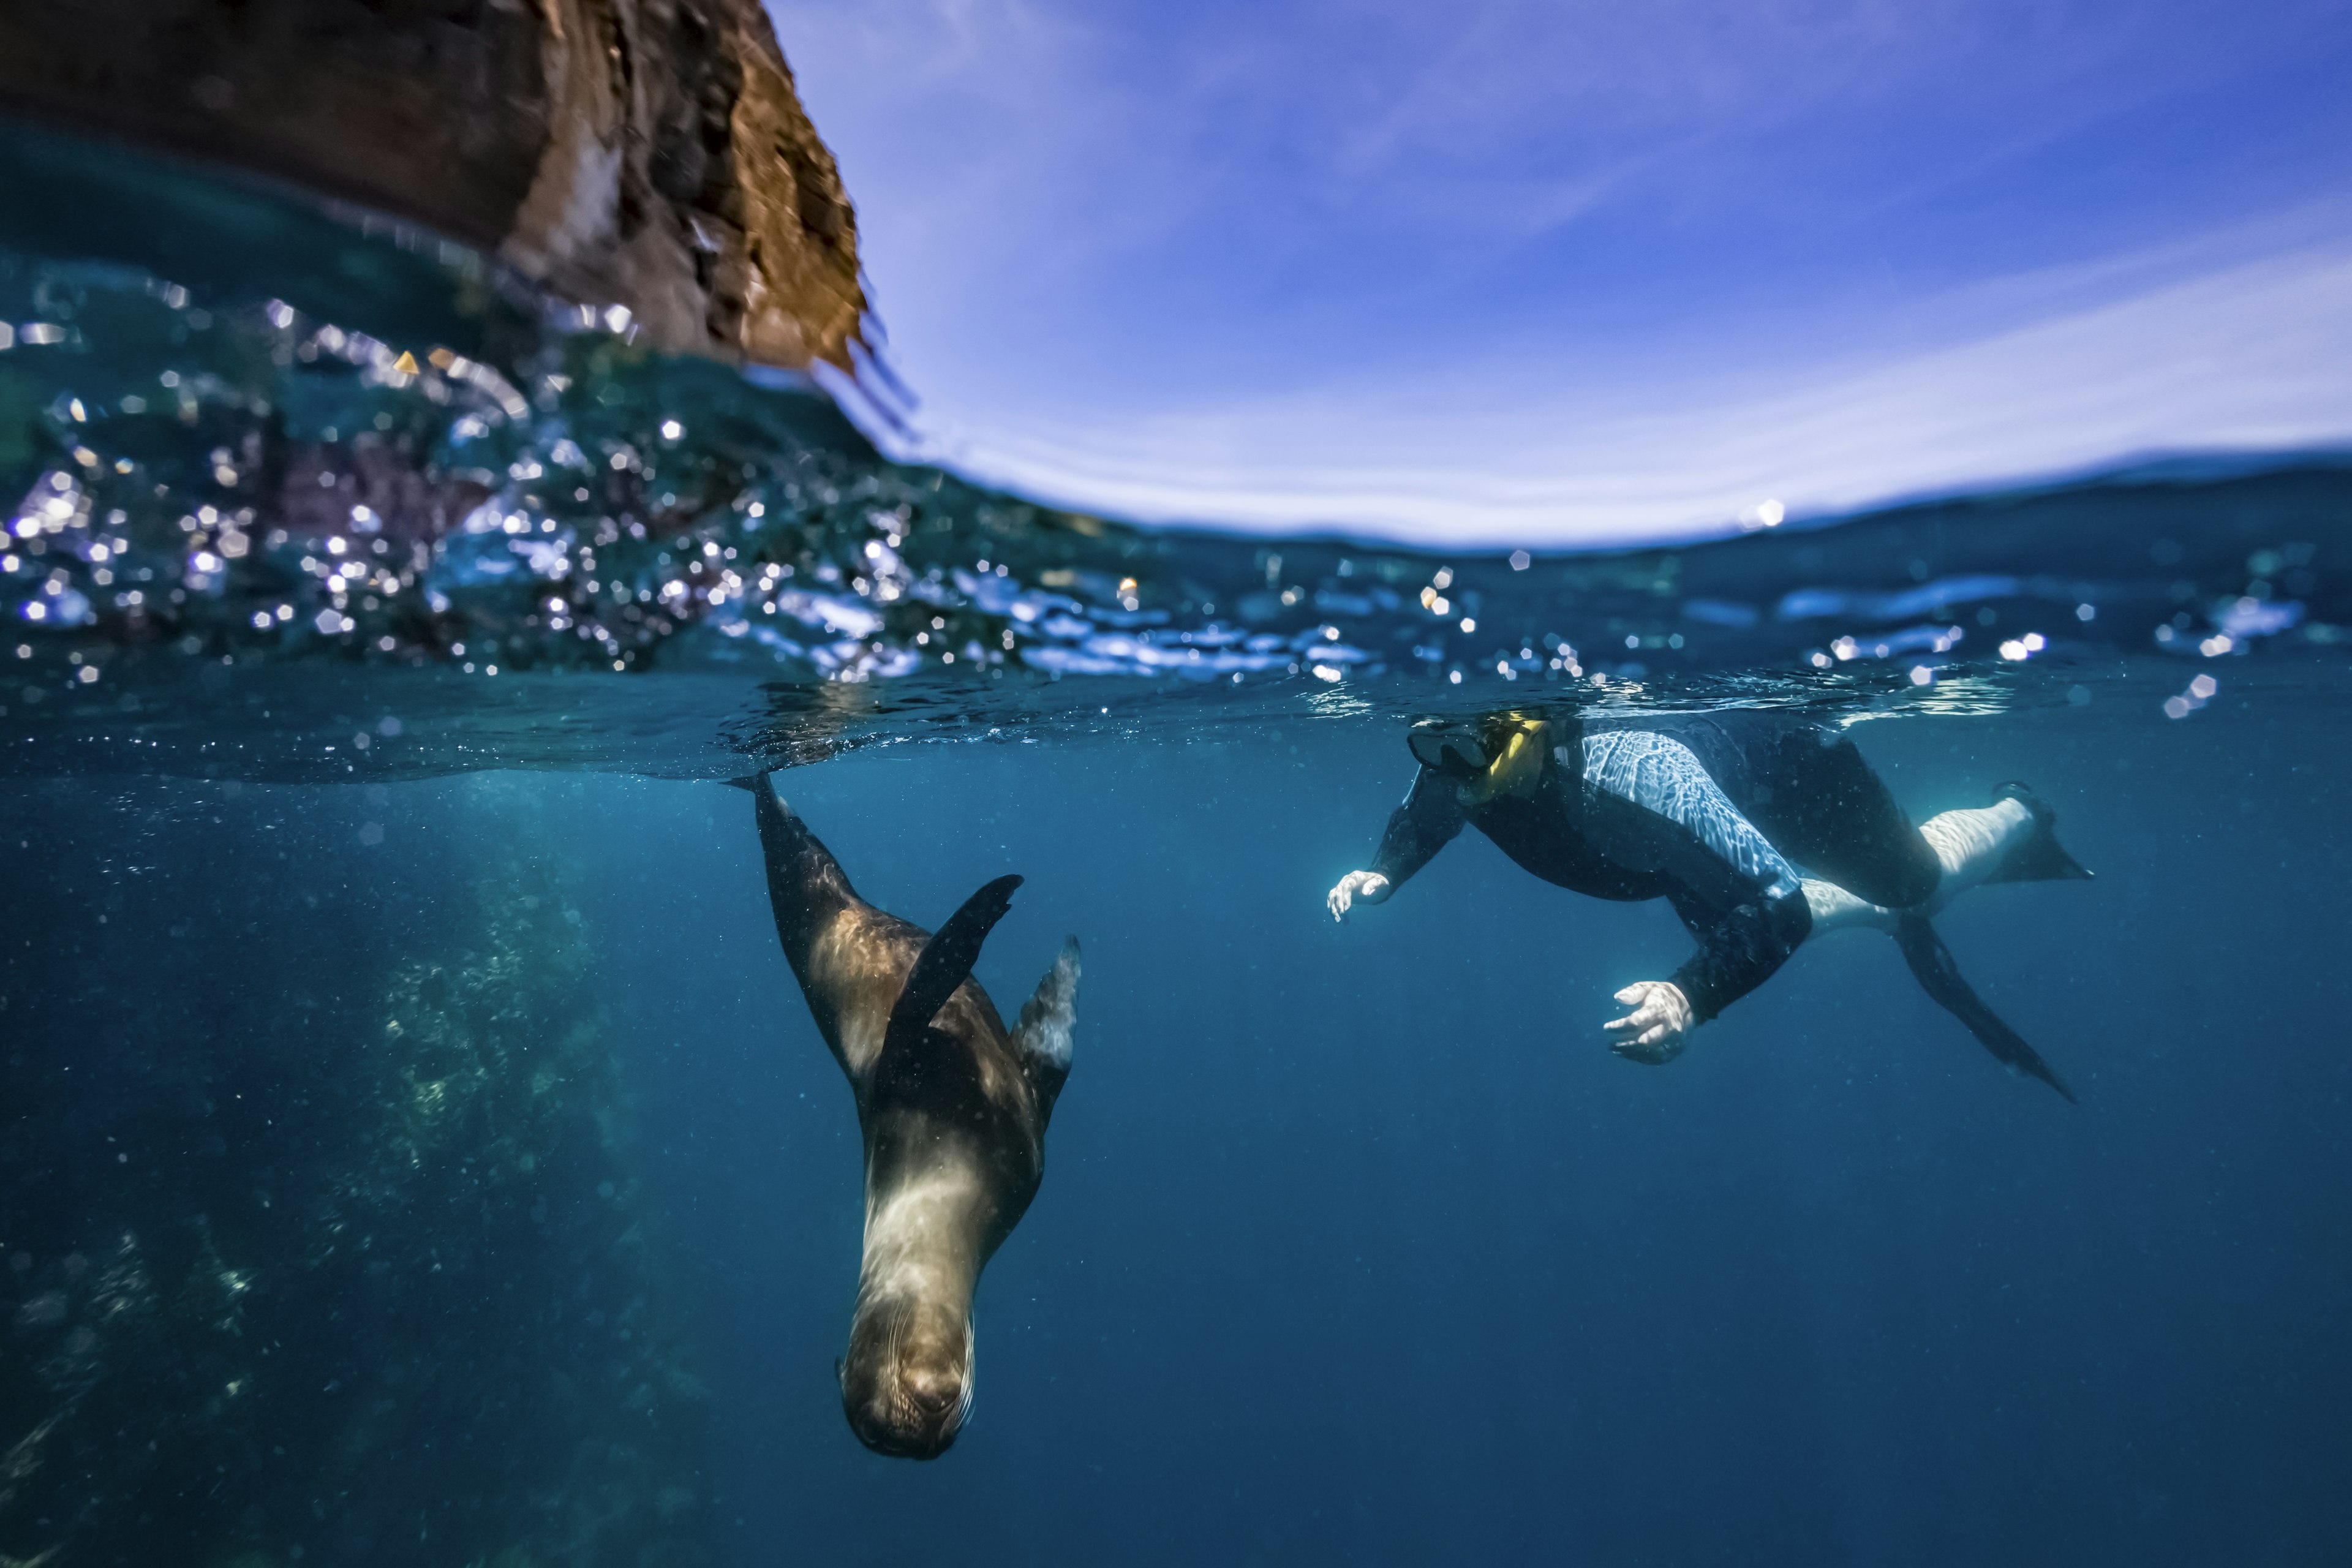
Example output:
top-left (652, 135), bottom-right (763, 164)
top-left (0, 0), bottom-right (867, 370)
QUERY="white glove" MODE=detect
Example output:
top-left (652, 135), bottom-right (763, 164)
top-left (1604, 981), bottom-right (1695, 1064)
top-left (1327, 870), bottom-right (1391, 922)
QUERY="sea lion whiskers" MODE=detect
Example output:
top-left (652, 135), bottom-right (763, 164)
top-left (842, 1284), bottom-right (979, 1456)
top-left (956, 1317), bottom-right (978, 1430)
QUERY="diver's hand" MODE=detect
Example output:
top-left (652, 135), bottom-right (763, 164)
top-left (1327, 871), bottom-right (1391, 922)
top-left (1604, 981), bottom-right (1694, 1064)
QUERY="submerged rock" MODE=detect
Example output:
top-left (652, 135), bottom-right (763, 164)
top-left (0, 792), bottom-right (710, 1566)
top-left (0, 0), bottom-right (866, 371)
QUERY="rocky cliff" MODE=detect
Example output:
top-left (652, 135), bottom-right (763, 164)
top-left (0, 0), bottom-right (866, 371)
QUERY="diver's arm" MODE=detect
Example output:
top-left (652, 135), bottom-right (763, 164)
top-left (1665, 888), bottom-right (1813, 1025)
top-left (1603, 889), bottom-right (1811, 1063)
top-left (1363, 766), bottom-right (1468, 890)
top-left (1576, 729), bottom-right (1812, 1058)
top-left (1329, 768), bottom-right (1464, 921)
top-left (1605, 982), bottom-right (1694, 1060)
top-left (1327, 870), bottom-right (1391, 920)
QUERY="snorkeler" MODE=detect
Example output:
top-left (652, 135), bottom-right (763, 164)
top-left (1326, 710), bottom-right (2090, 1099)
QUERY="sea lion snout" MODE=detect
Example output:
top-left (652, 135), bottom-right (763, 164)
top-left (841, 1301), bottom-right (974, 1459)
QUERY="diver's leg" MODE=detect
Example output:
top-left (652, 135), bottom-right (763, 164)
top-left (1801, 800), bottom-right (2029, 932)
top-left (1916, 799), bottom-right (2032, 914)
top-left (1687, 715), bottom-right (1943, 910)
top-left (1801, 796), bottom-right (2035, 932)
top-left (1801, 878), bottom-right (1899, 935)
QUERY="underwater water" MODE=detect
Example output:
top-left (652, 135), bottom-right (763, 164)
top-left (4, 123), bottom-right (2352, 1566)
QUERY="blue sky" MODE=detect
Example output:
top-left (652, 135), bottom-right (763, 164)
top-left (767, 0), bottom-right (2352, 544)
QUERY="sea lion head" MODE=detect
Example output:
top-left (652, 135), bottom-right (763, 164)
top-left (839, 1295), bottom-right (976, 1459)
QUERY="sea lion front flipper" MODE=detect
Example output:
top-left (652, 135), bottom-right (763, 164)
top-left (1011, 939), bottom-right (1082, 1120)
top-left (1893, 914), bottom-right (2078, 1104)
top-left (885, 875), bottom-right (1025, 1054)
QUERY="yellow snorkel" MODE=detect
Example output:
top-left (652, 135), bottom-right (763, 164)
top-left (1455, 711), bottom-right (1552, 805)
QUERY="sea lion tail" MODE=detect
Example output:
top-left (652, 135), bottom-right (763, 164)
top-left (1012, 938), bottom-right (1082, 1118)
top-left (1892, 913), bottom-right (2077, 1104)
top-left (884, 874), bottom-right (1025, 1054)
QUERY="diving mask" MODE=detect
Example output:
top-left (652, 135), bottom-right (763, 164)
top-left (1409, 714), bottom-right (1559, 802)
top-left (1406, 720), bottom-right (1492, 776)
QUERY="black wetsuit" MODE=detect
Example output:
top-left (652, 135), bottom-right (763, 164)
top-left (1367, 712), bottom-right (1942, 1023)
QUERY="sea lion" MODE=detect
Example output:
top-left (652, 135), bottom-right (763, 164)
top-left (748, 774), bottom-right (1079, 1458)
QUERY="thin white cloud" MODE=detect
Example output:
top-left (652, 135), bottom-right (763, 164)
top-left (869, 237), bottom-right (2352, 545)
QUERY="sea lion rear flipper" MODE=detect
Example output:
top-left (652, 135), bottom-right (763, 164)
top-left (884, 874), bottom-right (1025, 1052)
top-left (750, 774), bottom-right (870, 971)
top-left (1011, 939), bottom-right (1082, 1119)
top-left (1893, 914), bottom-right (2077, 1103)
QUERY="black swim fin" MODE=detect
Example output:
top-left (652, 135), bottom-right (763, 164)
top-left (1892, 913), bottom-right (2076, 1103)
top-left (884, 874), bottom-right (1025, 1054)
top-left (1984, 782), bottom-right (2094, 884)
